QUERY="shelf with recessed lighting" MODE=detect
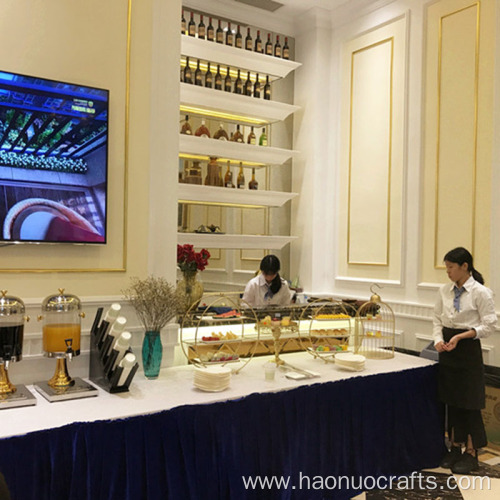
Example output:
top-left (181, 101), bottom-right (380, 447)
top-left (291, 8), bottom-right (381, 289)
top-left (179, 134), bottom-right (296, 166)
top-left (178, 184), bottom-right (298, 208)
top-left (178, 232), bottom-right (297, 250)
top-left (180, 83), bottom-right (299, 124)
top-left (181, 35), bottom-right (301, 79)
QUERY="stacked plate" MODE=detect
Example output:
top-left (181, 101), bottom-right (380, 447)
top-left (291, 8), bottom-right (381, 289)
top-left (193, 366), bottom-right (232, 392)
top-left (334, 352), bottom-right (366, 372)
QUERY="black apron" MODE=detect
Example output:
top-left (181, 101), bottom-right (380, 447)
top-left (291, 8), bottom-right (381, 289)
top-left (438, 326), bottom-right (485, 410)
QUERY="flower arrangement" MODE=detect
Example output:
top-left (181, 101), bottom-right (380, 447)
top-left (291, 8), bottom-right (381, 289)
top-left (122, 275), bottom-right (185, 332)
top-left (177, 244), bottom-right (210, 273)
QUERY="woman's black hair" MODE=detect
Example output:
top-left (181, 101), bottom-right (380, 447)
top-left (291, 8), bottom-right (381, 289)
top-left (260, 254), bottom-right (282, 294)
top-left (444, 247), bottom-right (484, 285)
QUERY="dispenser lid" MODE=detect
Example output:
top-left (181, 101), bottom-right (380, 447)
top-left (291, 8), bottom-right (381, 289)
top-left (0, 290), bottom-right (25, 316)
top-left (42, 288), bottom-right (82, 312)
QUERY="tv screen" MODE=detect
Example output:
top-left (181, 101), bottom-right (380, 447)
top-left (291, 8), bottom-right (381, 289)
top-left (0, 70), bottom-right (108, 244)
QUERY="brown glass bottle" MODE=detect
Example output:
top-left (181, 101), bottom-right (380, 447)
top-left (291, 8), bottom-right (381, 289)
top-left (245, 28), bottom-right (252, 50)
top-left (181, 10), bottom-right (186, 34)
top-left (237, 162), bottom-right (245, 188)
top-left (183, 57), bottom-right (192, 84)
top-left (207, 17), bottom-right (214, 41)
top-left (264, 75), bottom-right (271, 100)
top-left (235, 25), bottom-right (243, 48)
top-left (224, 67), bottom-right (232, 92)
top-left (244, 72), bottom-right (252, 96)
top-left (180, 115), bottom-right (192, 135)
top-left (232, 124), bottom-right (244, 143)
top-left (234, 69), bottom-right (243, 94)
top-left (198, 15), bottom-right (205, 39)
top-left (265, 33), bottom-right (273, 55)
top-left (247, 126), bottom-right (256, 145)
top-left (194, 59), bottom-right (203, 86)
top-left (214, 64), bottom-right (222, 90)
top-left (216, 20), bottom-right (224, 44)
top-left (195, 119), bottom-right (210, 138)
top-left (224, 161), bottom-right (234, 187)
top-left (255, 30), bottom-right (263, 53)
top-left (213, 123), bottom-right (229, 140)
top-left (283, 37), bottom-right (290, 60)
top-left (226, 22), bottom-right (233, 46)
top-left (205, 62), bottom-right (213, 88)
top-left (248, 168), bottom-right (258, 190)
top-left (253, 74), bottom-right (261, 98)
top-left (274, 35), bottom-right (281, 58)
top-left (188, 12), bottom-right (196, 37)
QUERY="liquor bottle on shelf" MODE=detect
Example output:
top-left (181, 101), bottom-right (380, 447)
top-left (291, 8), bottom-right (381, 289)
top-left (259, 127), bottom-right (268, 146)
top-left (207, 17), bottom-right (215, 41)
top-left (283, 37), bottom-right (290, 59)
top-left (205, 62), bottom-right (213, 88)
top-left (255, 30), bottom-right (263, 53)
top-left (264, 75), bottom-right (271, 100)
top-left (224, 161), bottom-right (234, 187)
top-left (237, 162), bottom-right (245, 188)
top-left (205, 157), bottom-right (219, 186)
top-left (181, 10), bottom-right (186, 34)
top-left (183, 57), bottom-right (192, 84)
top-left (226, 22), bottom-right (233, 46)
top-left (247, 126), bottom-right (256, 145)
top-left (265, 33), bottom-right (273, 55)
top-left (253, 73), bottom-right (261, 98)
top-left (249, 168), bottom-right (258, 190)
top-left (218, 164), bottom-right (223, 186)
top-left (188, 12), bottom-right (196, 37)
top-left (180, 115), bottom-right (192, 135)
top-left (195, 119), bottom-right (210, 138)
top-left (244, 71), bottom-right (252, 96)
top-left (274, 35), bottom-right (281, 58)
top-left (234, 69), bottom-right (243, 94)
top-left (194, 59), bottom-right (203, 86)
top-left (235, 25), bottom-right (243, 48)
top-left (232, 124), bottom-right (244, 143)
top-left (224, 67), bottom-right (232, 92)
top-left (215, 64), bottom-right (222, 90)
top-left (216, 19), bottom-right (224, 44)
top-left (245, 28), bottom-right (252, 50)
top-left (213, 123), bottom-right (229, 140)
top-left (198, 15), bottom-right (205, 39)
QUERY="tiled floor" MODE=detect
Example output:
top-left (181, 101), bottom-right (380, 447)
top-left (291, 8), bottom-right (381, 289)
top-left (351, 448), bottom-right (500, 500)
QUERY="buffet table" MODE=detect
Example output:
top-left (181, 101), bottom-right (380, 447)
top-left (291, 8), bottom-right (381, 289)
top-left (0, 352), bottom-right (444, 500)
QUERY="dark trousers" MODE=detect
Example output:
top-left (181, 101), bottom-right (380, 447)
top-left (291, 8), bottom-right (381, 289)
top-left (447, 405), bottom-right (487, 449)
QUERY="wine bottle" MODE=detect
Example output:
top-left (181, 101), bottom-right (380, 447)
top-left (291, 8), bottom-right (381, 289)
top-left (245, 27), bottom-right (252, 50)
top-left (259, 127), bottom-right (267, 146)
top-left (265, 33), bottom-right (273, 55)
top-left (218, 164), bottom-right (223, 186)
top-left (274, 35), bottom-right (281, 58)
top-left (180, 115), bottom-right (192, 135)
top-left (244, 71), bottom-right (252, 96)
top-left (188, 12), bottom-right (196, 37)
top-left (224, 161), bottom-right (234, 187)
top-left (232, 124), bottom-right (244, 143)
top-left (214, 64), bottom-right (222, 90)
top-left (253, 73), bottom-right (261, 98)
top-left (264, 75), bottom-right (271, 100)
top-left (234, 69), bottom-right (243, 94)
top-left (283, 37), bottom-right (290, 60)
top-left (214, 123), bottom-right (229, 140)
top-left (247, 126), bottom-right (256, 145)
top-left (195, 119), bottom-right (210, 138)
top-left (216, 19), bottom-right (224, 44)
top-left (235, 25), bottom-right (243, 48)
top-left (237, 162), bottom-right (245, 188)
top-left (181, 10), bottom-right (186, 34)
top-left (183, 57), bottom-right (192, 84)
top-left (248, 168), bottom-right (258, 190)
top-left (207, 17), bottom-right (215, 41)
top-left (255, 30), bottom-right (263, 53)
top-left (198, 15), bottom-right (205, 39)
top-left (205, 62), bottom-right (213, 88)
top-left (224, 67), bottom-right (232, 92)
top-left (194, 59), bottom-right (203, 86)
top-left (226, 22), bottom-right (233, 46)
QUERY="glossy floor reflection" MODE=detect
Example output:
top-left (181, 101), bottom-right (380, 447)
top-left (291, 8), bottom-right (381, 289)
top-left (351, 448), bottom-right (500, 500)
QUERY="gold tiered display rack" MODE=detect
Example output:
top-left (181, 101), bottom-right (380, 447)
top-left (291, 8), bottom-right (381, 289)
top-left (354, 285), bottom-right (395, 359)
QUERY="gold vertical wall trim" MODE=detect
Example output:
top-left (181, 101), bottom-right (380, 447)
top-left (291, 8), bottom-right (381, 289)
top-left (0, 0), bottom-right (132, 273)
top-left (433, 2), bottom-right (479, 268)
top-left (347, 37), bottom-right (394, 266)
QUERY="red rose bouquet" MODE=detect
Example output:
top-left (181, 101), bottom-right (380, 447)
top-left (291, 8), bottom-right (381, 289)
top-left (177, 244), bottom-right (210, 273)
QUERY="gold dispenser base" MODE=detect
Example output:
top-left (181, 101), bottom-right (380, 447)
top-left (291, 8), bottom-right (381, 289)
top-left (48, 358), bottom-right (75, 388)
top-left (0, 364), bottom-right (16, 394)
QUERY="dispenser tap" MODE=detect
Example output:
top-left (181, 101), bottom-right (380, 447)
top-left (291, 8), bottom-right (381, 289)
top-left (65, 338), bottom-right (74, 361)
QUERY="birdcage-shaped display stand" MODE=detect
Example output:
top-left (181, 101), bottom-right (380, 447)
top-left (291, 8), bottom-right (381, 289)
top-left (354, 285), bottom-right (395, 359)
top-left (298, 299), bottom-right (356, 362)
top-left (180, 294), bottom-right (259, 374)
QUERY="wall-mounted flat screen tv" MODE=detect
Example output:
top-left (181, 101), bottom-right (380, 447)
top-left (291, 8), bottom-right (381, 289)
top-left (0, 70), bottom-right (108, 244)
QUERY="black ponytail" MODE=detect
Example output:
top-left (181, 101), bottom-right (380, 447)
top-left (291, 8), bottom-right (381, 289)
top-left (444, 247), bottom-right (484, 285)
top-left (260, 254), bottom-right (283, 294)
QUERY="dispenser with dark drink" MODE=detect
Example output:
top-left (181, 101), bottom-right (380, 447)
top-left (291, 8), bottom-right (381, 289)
top-left (0, 290), bottom-right (36, 409)
top-left (34, 289), bottom-right (98, 402)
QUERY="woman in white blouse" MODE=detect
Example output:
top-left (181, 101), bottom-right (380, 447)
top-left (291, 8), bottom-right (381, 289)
top-left (242, 255), bottom-right (293, 308)
top-left (433, 247), bottom-right (497, 474)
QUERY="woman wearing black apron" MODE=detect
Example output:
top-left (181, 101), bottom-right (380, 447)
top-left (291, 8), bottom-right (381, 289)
top-left (433, 247), bottom-right (497, 474)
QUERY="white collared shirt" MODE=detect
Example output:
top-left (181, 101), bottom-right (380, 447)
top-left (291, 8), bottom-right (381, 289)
top-left (432, 276), bottom-right (497, 344)
top-left (242, 273), bottom-right (293, 308)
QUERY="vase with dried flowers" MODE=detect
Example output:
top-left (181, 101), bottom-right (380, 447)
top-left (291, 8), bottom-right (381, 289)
top-left (177, 244), bottom-right (210, 311)
top-left (123, 276), bottom-right (184, 379)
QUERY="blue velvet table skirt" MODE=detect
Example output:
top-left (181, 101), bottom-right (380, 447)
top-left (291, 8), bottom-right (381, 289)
top-left (0, 365), bottom-right (444, 500)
